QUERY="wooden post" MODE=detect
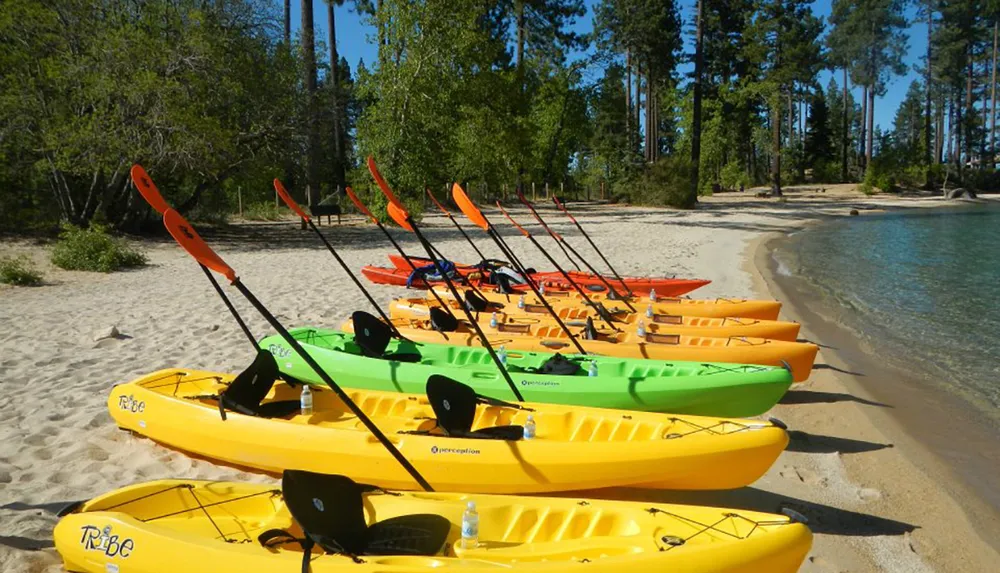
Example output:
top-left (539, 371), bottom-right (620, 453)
top-left (601, 181), bottom-right (605, 200)
top-left (560, 181), bottom-right (564, 200)
top-left (545, 182), bottom-right (549, 198)
top-left (532, 182), bottom-right (536, 200)
top-left (238, 186), bottom-right (243, 218)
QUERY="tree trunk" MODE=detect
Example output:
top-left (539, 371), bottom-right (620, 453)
top-left (690, 0), bottom-right (703, 204)
top-left (302, 0), bottom-right (320, 207)
top-left (992, 20), bottom-right (998, 169)
top-left (947, 94), bottom-right (954, 164)
top-left (283, 0), bottom-right (290, 44)
top-left (842, 68), bottom-right (849, 180)
top-left (625, 49), bottom-right (632, 153)
top-left (966, 49), bottom-right (975, 168)
top-left (645, 68), bottom-right (653, 163)
top-left (772, 99), bottom-right (782, 196)
top-left (516, 0), bottom-right (525, 94)
top-left (925, 3), bottom-right (933, 165)
top-left (866, 86), bottom-right (875, 165)
top-left (787, 89), bottom-right (794, 148)
top-left (936, 94), bottom-right (945, 164)
top-left (956, 84), bottom-right (964, 173)
top-left (859, 84), bottom-right (868, 169)
top-left (635, 63), bottom-right (642, 154)
top-left (328, 2), bottom-right (344, 190)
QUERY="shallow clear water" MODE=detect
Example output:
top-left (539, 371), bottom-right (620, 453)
top-left (775, 205), bottom-right (1000, 425)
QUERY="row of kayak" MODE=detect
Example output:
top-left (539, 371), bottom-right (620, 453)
top-left (50, 164), bottom-right (814, 573)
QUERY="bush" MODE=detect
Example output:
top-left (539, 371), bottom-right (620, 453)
top-left (51, 225), bottom-right (147, 272)
top-left (622, 157), bottom-right (697, 208)
top-left (241, 202), bottom-right (284, 221)
top-left (811, 159), bottom-right (841, 183)
top-left (719, 161), bottom-right (751, 192)
top-left (0, 255), bottom-right (43, 286)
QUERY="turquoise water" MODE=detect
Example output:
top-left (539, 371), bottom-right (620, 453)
top-left (775, 205), bottom-right (1000, 425)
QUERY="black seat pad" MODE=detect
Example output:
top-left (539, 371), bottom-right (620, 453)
top-left (281, 471), bottom-right (449, 557)
top-left (429, 307), bottom-right (458, 332)
top-left (352, 311), bottom-right (393, 357)
top-left (425, 375), bottom-right (523, 440)
top-left (539, 353), bottom-right (581, 376)
top-left (383, 352), bottom-right (422, 363)
top-left (219, 350), bottom-right (300, 419)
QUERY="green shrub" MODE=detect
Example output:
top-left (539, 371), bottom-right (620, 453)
top-left (241, 202), bottom-right (284, 221)
top-left (811, 159), bottom-right (841, 183)
top-left (0, 255), bottom-right (43, 286)
top-left (623, 157), bottom-right (696, 208)
top-left (719, 161), bottom-right (751, 192)
top-left (51, 225), bottom-right (147, 272)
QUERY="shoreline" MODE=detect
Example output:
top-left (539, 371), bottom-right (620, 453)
top-left (746, 214), bottom-right (1000, 570)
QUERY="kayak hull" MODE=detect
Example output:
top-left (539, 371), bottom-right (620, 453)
top-left (260, 328), bottom-right (794, 418)
top-left (108, 369), bottom-right (789, 493)
top-left (55, 478), bottom-right (811, 573)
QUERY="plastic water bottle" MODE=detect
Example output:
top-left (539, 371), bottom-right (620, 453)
top-left (461, 501), bottom-right (480, 550)
top-left (637, 320), bottom-right (647, 338)
top-left (517, 294), bottom-right (526, 309)
top-left (645, 303), bottom-right (654, 318)
top-left (523, 415), bottom-right (536, 440)
top-left (300, 385), bottom-right (313, 416)
top-left (649, 288), bottom-right (657, 302)
top-left (497, 345), bottom-right (507, 367)
top-left (588, 361), bottom-right (598, 377)
top-left (489, 312), bottom-right (499, 328)
top-left (539, 283), bottom-right (545, 295)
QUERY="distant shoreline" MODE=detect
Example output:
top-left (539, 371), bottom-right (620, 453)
top-left (750, 210), bottom-right (1000, 561)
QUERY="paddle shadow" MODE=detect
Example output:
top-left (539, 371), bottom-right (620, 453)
top-left (0, 536), bottom-right (54, 551)
top-left (785, 430), bottom-right (894, 454)
top-left (603, 487), bottom-right (917, 537)
top-left (780, 390), bottom-right (892, 408)
top-left (814, 363), bottom-right (865, 376)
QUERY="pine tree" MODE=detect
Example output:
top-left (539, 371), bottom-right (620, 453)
top-left (805, 89), bottom-right (833, 167)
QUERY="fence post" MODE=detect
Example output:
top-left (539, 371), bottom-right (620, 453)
top-left (532, 182), bottom-right (536, 201)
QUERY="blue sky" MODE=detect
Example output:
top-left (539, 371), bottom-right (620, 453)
top-left (291, 0), bottom-right (927, 131)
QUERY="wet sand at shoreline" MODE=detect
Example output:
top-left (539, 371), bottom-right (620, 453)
top-left (1, 188), bottom-right (998, 571)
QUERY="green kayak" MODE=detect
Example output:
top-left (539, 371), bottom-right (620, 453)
top-left (259, 322), bottom-right (792, 417)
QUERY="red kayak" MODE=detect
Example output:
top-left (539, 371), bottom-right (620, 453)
top-left (362, 253), bottom-right (710, 297)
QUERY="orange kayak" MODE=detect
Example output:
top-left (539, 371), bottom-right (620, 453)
top-left (389, 297), bottom-right (800, 341)
top-left (342, 314), bottom-right (818, 382)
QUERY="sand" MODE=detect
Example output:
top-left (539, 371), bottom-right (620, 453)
top-left (2, 187), bottom-right (999, 571)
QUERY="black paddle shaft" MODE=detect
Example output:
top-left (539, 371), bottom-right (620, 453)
top-left (305, 218), bottom-right (405, 339)
top-left (518, 196), bottom-right (634, 311)
top-left (230, 279), bottom-right (435, 492)
top-left (369, 219), bottom-right (457, 318)
top-left (485, 227), bottom-right (589, 355)
top-left (554, 199), bottom-right (634, 297)
top-left (404, 217), bottom-right (525, 402)
top-left (201, 265), bottom-right (259, 351)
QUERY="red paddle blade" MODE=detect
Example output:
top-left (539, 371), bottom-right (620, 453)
top-left (516, 189), bottom-right (561, 240)
top-left (387, 201), bottom-right (414, 232)
top-left (451, 183), bottom-right (489, 230)
top-left (131, 165), bottom-right (171, 214)
top-left (495, 201), bottom-right (530, 238)
top-left (162, 209), bottom-right (237, 282)
top-left (345, 187), bottom-right (378, 224)
top-left (273, 179), bottom-right (310, 221)
top-left (426, 187), bottom-right (451, 215)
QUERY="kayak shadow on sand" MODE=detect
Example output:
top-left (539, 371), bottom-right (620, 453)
top-left (0, 535), bottom-right (54, 551)
top-left (785, 430), bottom-right (893, 455)
top-left (603, 488), bottom-right (917, 537)
top-left (780, 389), bottom-right (891, 408)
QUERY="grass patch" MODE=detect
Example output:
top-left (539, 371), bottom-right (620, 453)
top-left (241, 202), bottom-right (284, 221)
top-left (51, 225), bottom-right (147, 273)
top-left (0, 255), bottom-right (43, 286)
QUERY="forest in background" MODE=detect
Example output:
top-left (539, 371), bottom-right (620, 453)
top-left (2, 0), bottom-right (999, 233)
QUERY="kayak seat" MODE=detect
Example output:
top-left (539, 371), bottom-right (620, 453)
top-left (533, 353), bottom-right (581, 376)
top-left (352, 311), bottom-right (425, 363)
top-left (217, 350), bottom-right (300, 421)
top-left (262, 471), bottom-right (450, 570)
top-left (429, 307), bottom-right (458, 332)
top-left (582, 317), bottom-right (599, 341)
top-left (464, 289), bottom-right (501, 313)
top-left (425, 376), bottom-right (524, 441)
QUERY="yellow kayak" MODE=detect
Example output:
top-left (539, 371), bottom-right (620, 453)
top-left (109, 367), bottom-right (789, 493)
top-left (390, 297), bottom-right (801, 341)
top-left (342, 316), bottom-right (818, 382)
top-left (55, 472), bottom-right (812, 573)
top-left (432, 287), bottom-right (783, 320)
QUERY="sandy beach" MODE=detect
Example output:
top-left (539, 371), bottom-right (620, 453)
top-left (2, 188), bottom-right (999, 572)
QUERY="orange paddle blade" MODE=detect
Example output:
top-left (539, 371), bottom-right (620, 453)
top-left (387, 202), bottom-right (414, 232)
top-left (163, 209), bottom-right (237, 282)
top-left (451, 183), bottom-right (489, 230)
top-left (366, 156), bottom-right (406, 211)
top-left (130, 165), bottom-right (171, 214)
top-left (345, 187), bottom-right (378, 224)
top-left (495, 201), bottom-right (530, 238)
top-left (425, 187), bottom-right (451, 215)
top-left (273, 179), bottom-right (310, 221)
